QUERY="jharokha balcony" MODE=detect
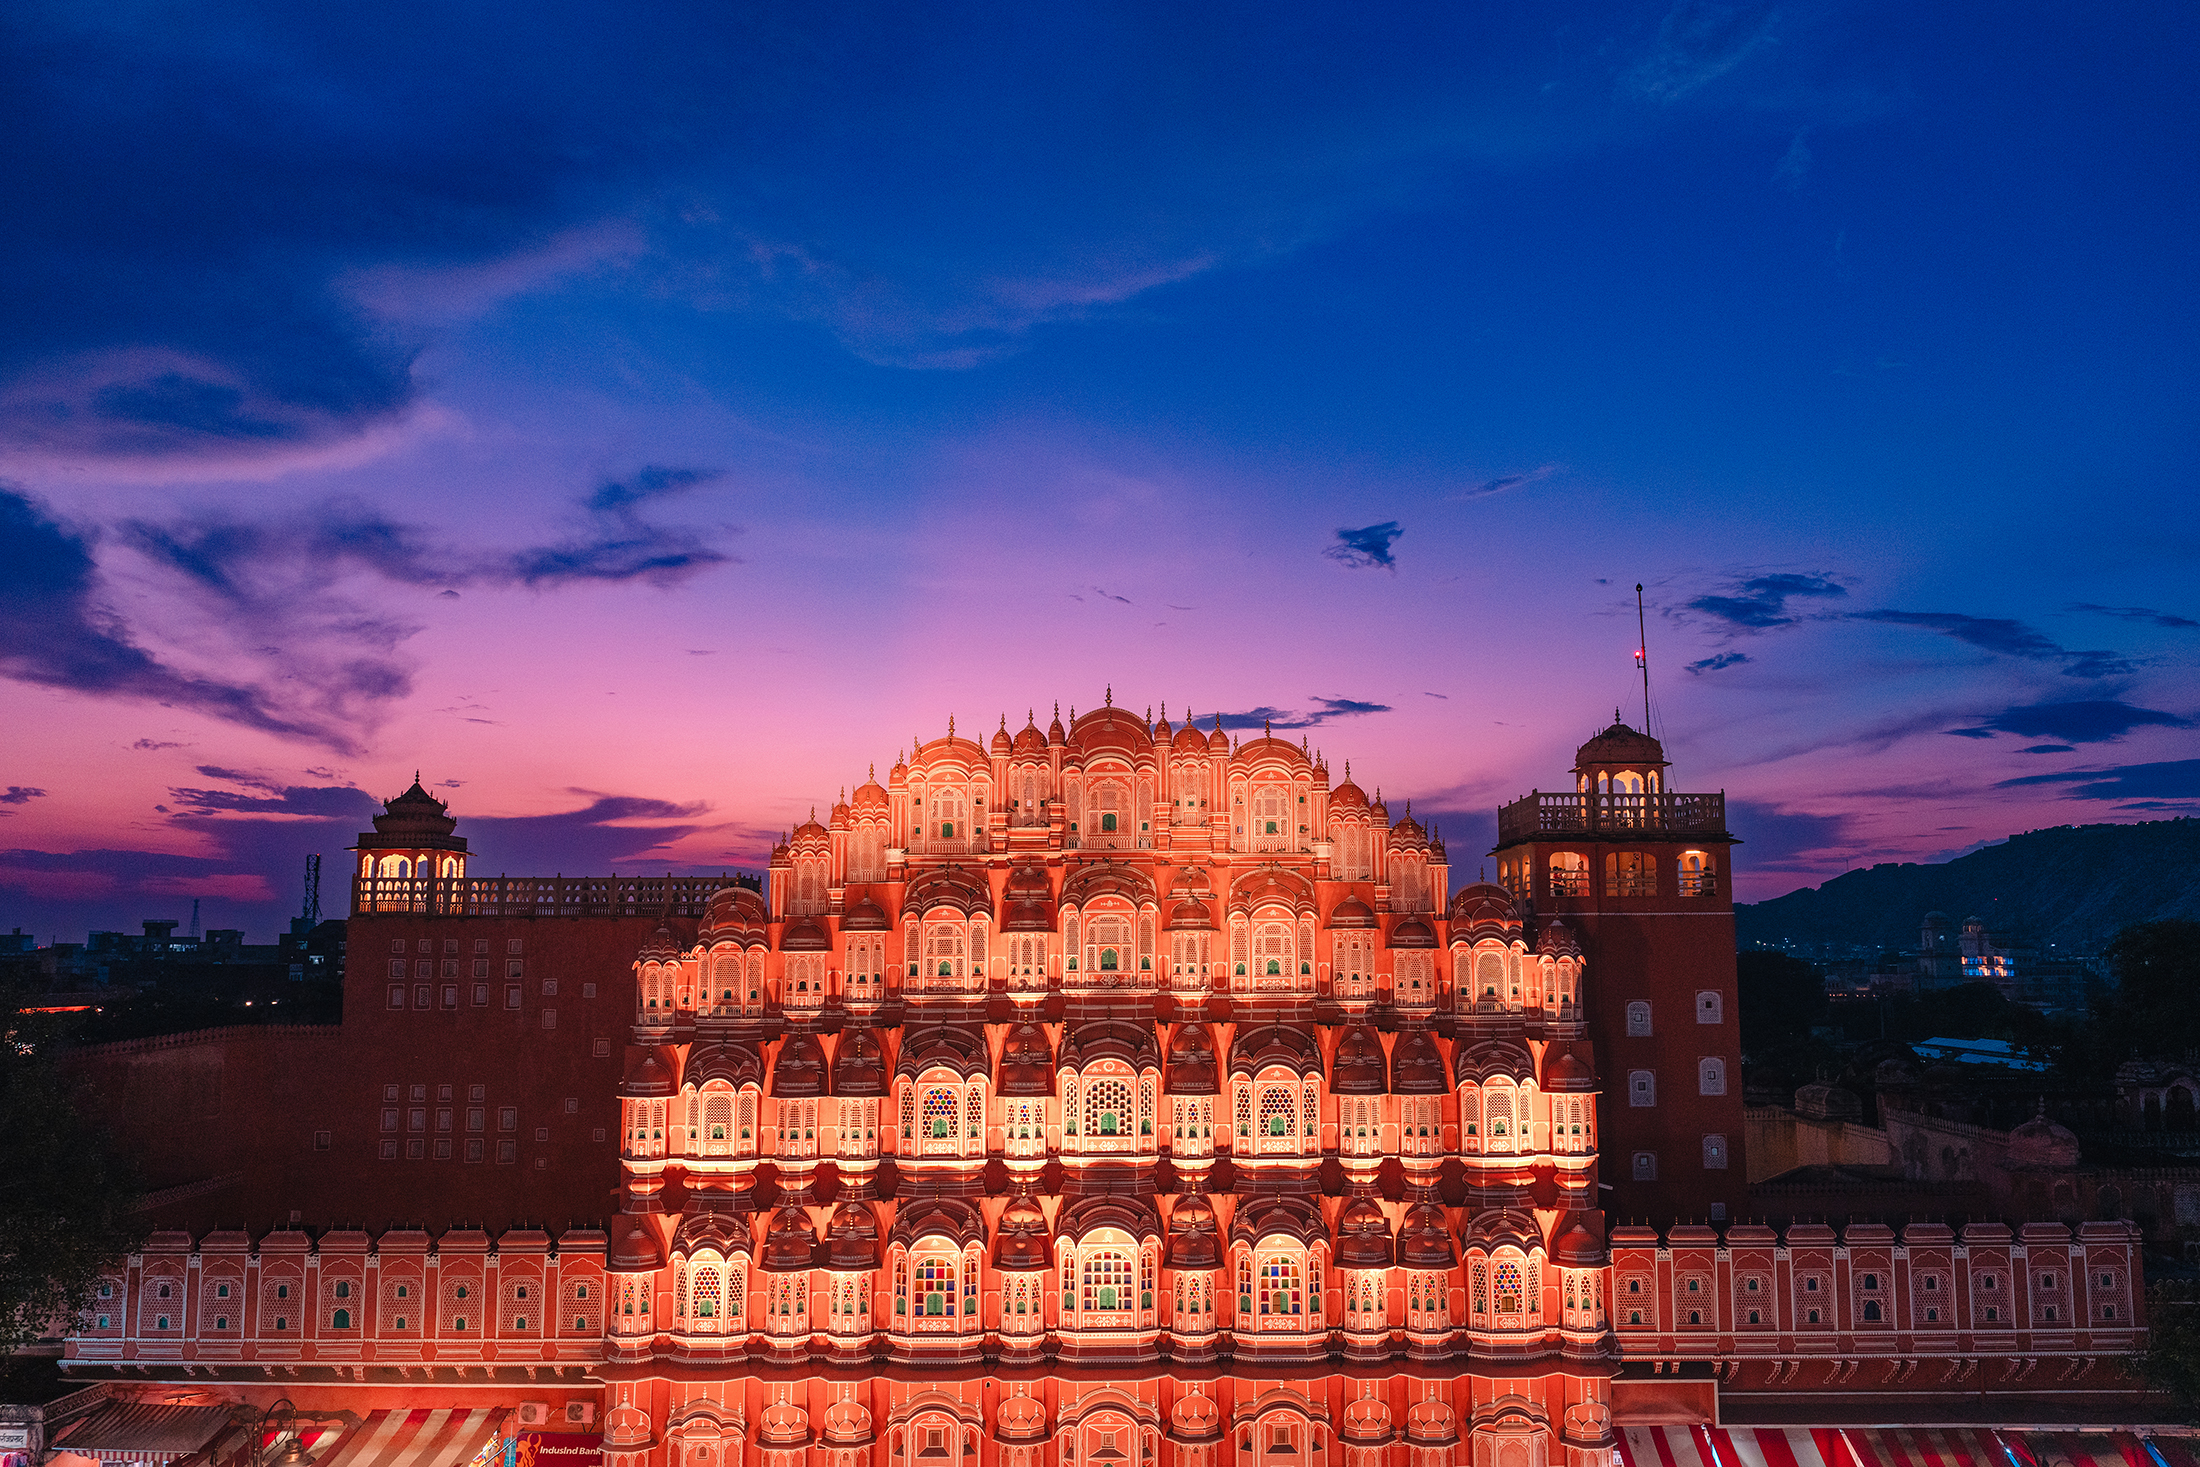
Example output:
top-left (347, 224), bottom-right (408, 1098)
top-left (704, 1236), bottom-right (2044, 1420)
top-left (1496, 790), bottom-right (1729, 846)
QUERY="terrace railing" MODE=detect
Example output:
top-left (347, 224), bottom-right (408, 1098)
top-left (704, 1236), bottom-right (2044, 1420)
top-left (352, 873), bottom-right (756, 918)
top-left (1496, 791), bottom-right (1728, 845)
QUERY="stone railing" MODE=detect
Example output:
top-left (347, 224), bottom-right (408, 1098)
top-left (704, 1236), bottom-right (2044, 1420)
top-left (352, 873), bottom-right (757, 918)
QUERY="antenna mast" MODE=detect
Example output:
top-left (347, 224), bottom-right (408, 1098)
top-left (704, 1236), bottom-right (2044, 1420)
top-left (189, 898), bottom-right (200, 940)
top-left (303, 854), bottom-right (322, 925)
top-left (1635, 582), bottom-right (1651, 733)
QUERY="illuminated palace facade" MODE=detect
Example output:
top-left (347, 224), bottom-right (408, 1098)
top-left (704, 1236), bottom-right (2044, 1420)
top-left (59, 702), bottom-right (2145, 1457)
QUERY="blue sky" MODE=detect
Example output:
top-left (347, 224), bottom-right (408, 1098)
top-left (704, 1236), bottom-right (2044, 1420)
top-left (2, 0), bottom-right (2195, 939)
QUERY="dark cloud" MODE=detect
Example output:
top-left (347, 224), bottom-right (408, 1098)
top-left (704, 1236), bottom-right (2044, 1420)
top-left (1452, 465), bottom-right (1556, 501)
top-left (1995, 760), bottom-right (2200, 801)
top-left (1944, 700), bottom-right (2189, 744)
top-left (0, 787), bottom-right (47, 805)
top-left (1688, 573), bottom-right (1846, 630)
top-left (131, 739), bottom-right (187, 751)
top-left (167, 782), bottom-right (381, 820)
top-left (511, 468), bottom-right (734, 588)
top-left (1214, 696), bottom-right (1393, 732)
top-left (127, 468), bottom-right (732, 595)
top-left (2022, 744), bottom-right (2075, 754)
top-left (1687, 651), bottom-right (1750, 674)
top-left (1324, 522), bottom-right (1402, 570)
top-left (2072, 603), bottom-right (2200, 630)
top-left (458, 794), bottom-right (718, 873)
top-left (0, 486), bottom-right (344, 747)
top-left (1850, 610), bottom-right (2134, 678)
top-left (1726, 799), bottom-right (1857, 874)
top-left (0, 469), bottom-right (736, 750)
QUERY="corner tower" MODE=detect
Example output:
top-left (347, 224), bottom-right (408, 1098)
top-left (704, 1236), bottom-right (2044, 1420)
top-left (350, 778), bottom-right (468, 911)
top-left (1489, 719), bottom-right (1742, 1220)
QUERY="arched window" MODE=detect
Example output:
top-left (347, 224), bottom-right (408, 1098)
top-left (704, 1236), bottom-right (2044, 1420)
top-left (1548, 851), bottom-right (1588, 896)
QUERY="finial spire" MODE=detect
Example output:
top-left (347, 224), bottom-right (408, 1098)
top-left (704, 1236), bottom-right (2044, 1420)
top-left (1105, 685), bottom-right (1113, 707)
top-left (948, 713), bottom-right (955, 737)
top-left (1263, 718), bottom-right (1271, 736)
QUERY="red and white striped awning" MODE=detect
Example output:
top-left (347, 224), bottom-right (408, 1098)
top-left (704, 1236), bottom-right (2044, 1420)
top-left (1623, 1427), bottom-right (2012, 1467)
top-left (45, 1403), bottom-right (232, 1464)
top-left (2005, 1436), bottom-right (2151, 1467)
top-left (296, 1409), bottom-right (503, 1467)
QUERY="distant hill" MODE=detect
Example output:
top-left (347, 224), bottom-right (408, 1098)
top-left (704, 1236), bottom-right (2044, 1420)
top-left (1736, 818), bottom-right (2200, 955)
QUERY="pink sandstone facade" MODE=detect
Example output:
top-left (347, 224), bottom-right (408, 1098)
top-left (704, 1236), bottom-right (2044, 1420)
top-left (51, 703), bottom-right (2151, 1455)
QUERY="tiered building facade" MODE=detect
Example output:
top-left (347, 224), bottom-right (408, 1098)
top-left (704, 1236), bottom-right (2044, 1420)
top-left (51, 703), bottom-right (2149, 1456)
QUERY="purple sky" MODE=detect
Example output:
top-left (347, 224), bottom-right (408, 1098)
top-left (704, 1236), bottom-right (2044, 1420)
top-left (3, 2), bottom-right (2196, 941)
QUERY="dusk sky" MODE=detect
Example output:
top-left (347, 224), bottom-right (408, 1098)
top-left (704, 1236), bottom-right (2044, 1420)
top-left (4, 1), bottom-right (2196, 941)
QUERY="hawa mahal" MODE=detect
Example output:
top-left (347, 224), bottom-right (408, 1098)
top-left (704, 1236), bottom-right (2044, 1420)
top-left (49, 700), bottom-right (2147, 1466)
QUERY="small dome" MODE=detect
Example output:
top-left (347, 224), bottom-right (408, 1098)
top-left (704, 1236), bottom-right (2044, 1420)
top-left (998, 1022), bottom-right (1057, 1097)
top-left (1536, 917), bottom-right (1581, 958)
top-left (1166, 1022), bottom-right (1218, 1095)
top-left (991, 719), bottom-right (1014, 756)
top-left (1328, 893), bottom-right (1377, 928)
top-left (1167, 896), bottom-right (1213, 931)
top-left (1330, 776), bottom-right (1368, 811)
top-left (701, 884), bottom-right (769, 943)
top-left (1554, 1218), bottom-right (1603, 1266)
top-left (1794, 1082), bottom-right (1861, 1122)
top-left (1544, 1049), bottom-right (1596, 1091)
top-left (1573, 717), bottom-right (1668, 774)
top-left (1206, 717), bottom-right (1229, 753)
top-left (621, 1051), bottom-right (674, 1098)
top-left (2008, 1104), bottom-right (2081, 1169)
top-left (1448, 882), bottom-right (1520, 931)
top-left (637, 924), bottom-right (683, 960)
top-left (1392, 1027), bottom-right (1450, 1093)
top-left (1398, 1203), bottom-right (1456, 1268)
top-left (826, 1202), bottom-right (881, 1269)
top-left (1167, 1192), bottom-right (1221, 1269)
top-left (1331, 1023), bottom-right (1388, 1095)
top-left (840, 893), bottom-right (890, 931)
top-left (761, 1204), bottom-right (818, 1270)
top-left (687, 1040), bottom-right (763, 1091)
top-left (609, 1215), bottom-right (664, 1272)
top-left (831, 1026), bottom-right (887, 1095)
top-left (1230, 1022), bottom-right (1322, 1079)
top-left (1013, 713), bottom-right (1048, 756)
top-left (994, 1195), bottom-right (1053, 1270)
top-left (772, 1032), bottom-right (828, 1096)
top-left (1388, 915), bottom-right (1437, 949)
top-left (781, 915), bottom-right (830, 952)
top-left (1335, 1197), bottom-right (1394, 1269)
top-left (1171, 722), bottom-right (1208, 754)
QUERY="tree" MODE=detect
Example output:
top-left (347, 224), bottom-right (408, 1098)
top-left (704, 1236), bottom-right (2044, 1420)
top-left (2093, 920), bottom-right (2200, 1064)
top-left (1737, 951), bottom-right (1826, 1056)
top-left (2143, 1281), bottom-right (2200, 1420)
top-left (0, 987), bottom-right (144, 1354)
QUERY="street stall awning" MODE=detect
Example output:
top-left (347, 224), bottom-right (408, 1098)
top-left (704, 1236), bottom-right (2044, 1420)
top-left (1625, 1427), bottom-right (1861, 1467)
top-left (47, 1403), bottom-right (232, 1464)
top-left (301, 1410), bottom-right (503, 1467)
top-left (1837, 1428), bottom-right (2013, 1467)
top-left (2005, 1435), bottom-right (2150, 1467)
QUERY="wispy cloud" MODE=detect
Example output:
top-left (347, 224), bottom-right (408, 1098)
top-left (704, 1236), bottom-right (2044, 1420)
top-left (1687, 651), bottom-right (1751, 674)
top-left (0, 486), bottom-right (348, 747)
top-left (1849, 610), bottom-right (2134, 678)
top-left (1624, 0), bottom-right (1778, 104)
top-left (2071, 602), bottom-right (2199, 630)
top-left (1324, 522), bottom-right (1402, 570)
top-left (1772, 129), bottom-right (1812, 191)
